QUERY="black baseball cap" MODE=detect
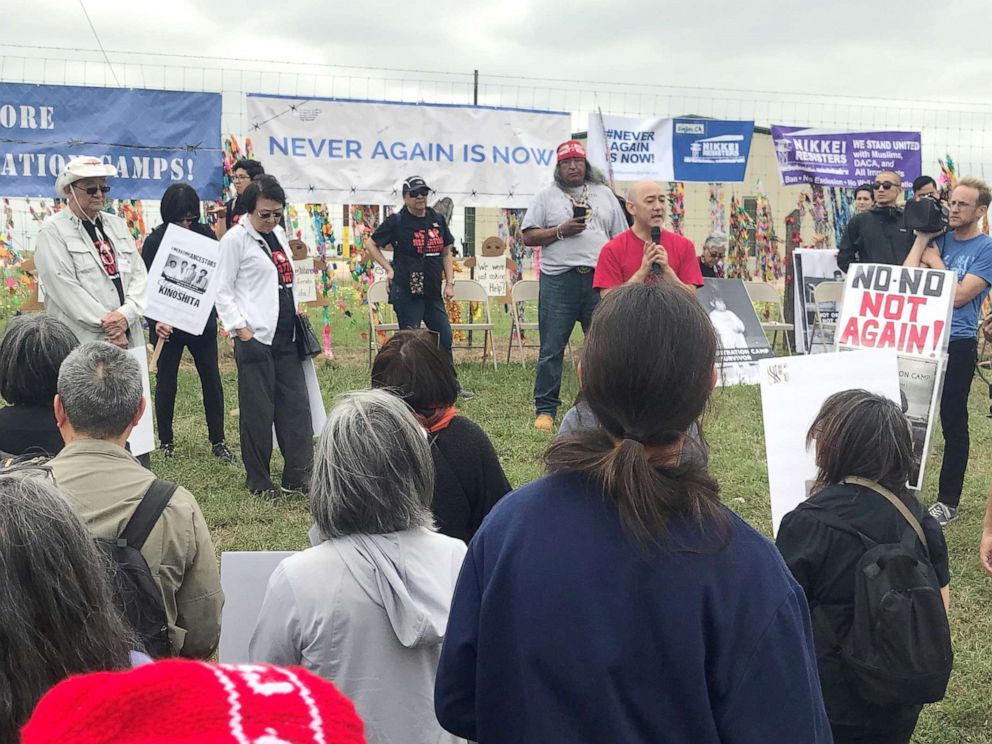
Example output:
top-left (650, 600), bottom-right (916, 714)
top-left (402, 176), bottom-right (431, 194)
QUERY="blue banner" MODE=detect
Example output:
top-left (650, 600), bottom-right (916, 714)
top-left (671, 118), bottom-right (753, 182)
top-left (0, 82), bottom-right (223, 199)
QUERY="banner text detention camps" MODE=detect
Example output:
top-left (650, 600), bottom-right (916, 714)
top-left (0, 82), bottom-right (223, 199)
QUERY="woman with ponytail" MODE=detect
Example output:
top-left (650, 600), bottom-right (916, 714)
top-left (435, 283), bottom-right (831, 744)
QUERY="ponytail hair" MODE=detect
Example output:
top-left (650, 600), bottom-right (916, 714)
top-left (545, 284), bottom-right (725, 544)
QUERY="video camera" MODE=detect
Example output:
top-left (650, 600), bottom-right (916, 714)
top-left (903, 195), bottom-right (949, 233)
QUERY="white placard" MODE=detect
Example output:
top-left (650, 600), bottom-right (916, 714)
top-left (372, 250), bottom-right (393, 284)
top-left (144, 224), bottom-right (221, 335)
top-left (126, 346), bottom-right (155, 457)
top-left (898, 354), bottom-right (946, 490)
top-left (219, 551), bottom-right (295, 663)
top-left (247, 96), bottom-right (572, 208)
top-left (759, 349), bottom-right (901, 534)
top-left (586, 113), bottom-right (675, 180)
top-left (792, 248), bottom-right (843, 353)
top-left (697, 278), bottom-right (774, 386)
top-left (292, 258), bottom-right (317, 304)
top-left (474, 255), bottom-right (508, 297)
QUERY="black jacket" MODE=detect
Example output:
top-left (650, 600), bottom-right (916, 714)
top-left (776, 482), bottom-right (949, 739)
top-left (837, 206), bottom-right (915, 272)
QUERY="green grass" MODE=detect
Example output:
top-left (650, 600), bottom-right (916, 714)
top-left (154, 316), bottom-right (992, 744)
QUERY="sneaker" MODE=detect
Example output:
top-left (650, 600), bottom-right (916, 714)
top-left (249, 487), bottom-right (280, 501)
top-left (928, 501), bottom-right (958, 527)
top-left (160, 442), bottom-right (175, 459)
top-left (211, 441), bottom-right (237, 464)
top-left (534, 414), bottom-right (554, 432)
top-left (458, 386), bottom-right (476, 400)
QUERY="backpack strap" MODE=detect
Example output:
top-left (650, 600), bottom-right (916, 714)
top-left (119, 479), bottom-right (178, 550)
top-left (844, 476), bottom-right (927, 547)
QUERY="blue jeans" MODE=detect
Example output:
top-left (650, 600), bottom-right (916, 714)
top-left (534, 269), bottom-right (599, 417)
top-left (390, 283), bottom-right (455, 367)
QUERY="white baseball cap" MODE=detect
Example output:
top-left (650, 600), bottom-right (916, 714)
top-left (55, 156), bottom-right (118, 195)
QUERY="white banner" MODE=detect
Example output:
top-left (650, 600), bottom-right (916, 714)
top-left (474, 255), bottom-right (509, 297)
top-left (144, 224), bottom-right (221, 335)
top-left (759, 349), bottom-right (901, 534)
top-left (246, 96), bottom-right (572, 208)
top-left (586, 114), bottom-right (675, 181)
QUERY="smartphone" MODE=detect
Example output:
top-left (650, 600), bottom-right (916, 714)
top-left (572, 205), bottom-right (589, 221)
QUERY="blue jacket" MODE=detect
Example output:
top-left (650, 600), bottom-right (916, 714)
top-left (435, 470), bottom-right (832, 744)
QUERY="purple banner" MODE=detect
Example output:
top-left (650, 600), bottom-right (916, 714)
top-left (771, 126), bottom-right (922, 189)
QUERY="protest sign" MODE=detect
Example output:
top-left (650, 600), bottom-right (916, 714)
top-left (771, 126), bottom-right (922, 189)
top-left (372, 250), bottom-right (393, 284)
top-left (218, 551), bottom-right (295, 663)
top-left (247, 95), bottom-right (571, 208)
top-left (898, 355), bottom-right (945, 490)
top-left (144, 224), bottom-right (221, 336)
top-left (835, 263), bottom-right (955, 357)
top-left (792, 248), bottom-right (844, 353)
top-left (474, 254), bottom-right (509, 298)
top-left (760, 349), bottom-right (901, 534)
top-left (0, 82), bottom-right (222, 199)
top-left (697, 278), bottom-right (773, 385)
top-left (293, 258), bottom-right (318, 304)
top-left (586, 114), bottom-right (753, 182)
top-left (125, 347), bottom-right (154, 457)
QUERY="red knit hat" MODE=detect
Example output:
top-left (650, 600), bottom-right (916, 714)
top-left (556, 140), bottom-right (587, 162)
top-left (21, 660), bottom-right (366, 744)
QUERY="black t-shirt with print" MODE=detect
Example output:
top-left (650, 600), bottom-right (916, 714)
top-left (371, 207), bottom-right (454, 298)
top-left (260, 231), bottom-right (297, 348)
top-left (80, 217), bottom-right (126, 306)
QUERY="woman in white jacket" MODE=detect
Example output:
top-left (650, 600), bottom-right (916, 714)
top-left (34, 156), bottom-right (147, 349)
top-left (250, 389), bottom-right (468, 744)
top-left (214, 174), bottom-right (312, 498)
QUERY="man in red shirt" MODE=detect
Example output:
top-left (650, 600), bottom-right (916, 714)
top-left (594, 180), bottom-right (703, 296)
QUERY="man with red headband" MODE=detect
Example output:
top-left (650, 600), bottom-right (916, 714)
top-left (521, 140), bottom-right (627, 432)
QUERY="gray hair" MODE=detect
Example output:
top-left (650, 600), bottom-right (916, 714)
top-left (57, 342), bottom-right (143, 439)
top-left (0, 474), bottom-right (133, 741)
top-left (703, 234), bottom-right (728, 251)
top-left (0, 313), bottom-right (79, 406)
top-left (310, 389), bottom-right (435, 538)
top-left (554, 160), bottom-right (610, 189)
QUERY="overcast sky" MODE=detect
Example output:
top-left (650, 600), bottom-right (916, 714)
top-left (4, 0), bottom-right (992, 106)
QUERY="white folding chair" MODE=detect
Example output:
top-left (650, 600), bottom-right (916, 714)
top-left (811, 281), bottom-right (845, 351)
top-left (506, 279), bottom-right (576, 368)
top-left (743, 281), bottom-right (794, 354)
top-left (450, 280), bottom-right (497, 370)
top-left (367, 280), bottom-right (399, 366)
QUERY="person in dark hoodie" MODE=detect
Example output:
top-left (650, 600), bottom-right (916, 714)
top-left (142, 184), bottom-right (235, 463)
top-left (250, 389), bottom-right (466, 744)
top-left (371, 330), bottom-right (511, 543)
top-left (837, 170), bottom-right (915, 272)
top-left (435, 283), bottom-right (831, 744)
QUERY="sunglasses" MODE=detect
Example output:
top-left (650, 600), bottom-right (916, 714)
top-left (406, 188), bottom-right (430, 198)
top-left (74, 184), bottom-right (112, 196)
top-left (254, 210), bottom-right (282, 221)
top-left (872, 181), bottom-right (898, 191)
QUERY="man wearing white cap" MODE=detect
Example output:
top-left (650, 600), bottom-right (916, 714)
top-left (34, 156), bottom-right (147, 349)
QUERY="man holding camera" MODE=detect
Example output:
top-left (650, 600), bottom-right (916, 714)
top-left (521, 140), bottom-right (628, 432)
top-left (905, 177), bottom-right (992, 526)
top-left (837, 170), bottom-right (915, 272)
top-left (593, 180), bottom-right (702, 297)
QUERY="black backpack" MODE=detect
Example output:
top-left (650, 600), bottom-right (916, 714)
top-left (805, 477), bottom-right (953, 706)
top-left (96, 479), bottom-right (178, 659)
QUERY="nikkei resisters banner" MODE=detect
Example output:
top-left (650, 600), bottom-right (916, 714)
top-left (247, 96), bottom-right (571, 208)
top-left (0, 82), bottom-right (223, 199)
top-left (771, 126), bottom-right (922, 189)
top-left (586, 114), bottom-right (753, 182)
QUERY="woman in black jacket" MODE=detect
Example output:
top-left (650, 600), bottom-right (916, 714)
top-left (143, 184), bottom-right (234, 462)
top-left (776, 389), bottom-right (951, 744)
top-left (372, 330), bottom-right (510, 542)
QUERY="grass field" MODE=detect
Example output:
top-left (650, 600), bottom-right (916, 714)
top-left (152, 311), bottom-right (992, 743)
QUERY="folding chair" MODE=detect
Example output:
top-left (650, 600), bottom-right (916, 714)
top-left (366, 280), bottom-right (399, 366)
top-left (743, 281), bottom-right (794, 354)
top-left (811, 281), bottom-right (845, 351)
top-left (506, 279), bottom-right (576, 368)
top-left (450, 280), bottom-right (498, 370)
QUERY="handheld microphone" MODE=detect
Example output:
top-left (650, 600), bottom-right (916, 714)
top-left (650, 227), bottom-right (661, 275)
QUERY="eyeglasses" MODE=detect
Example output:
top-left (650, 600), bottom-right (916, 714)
top-left (73, 184), bottom-right (112, 196)
top-left (232, 174), bottom-right (252, 182)
top-left (176, 215), bottom-right (199, 224)
top-left (872, 181), bottom-right (898, 191)
top-left (406, 188), bottom-right (429, 198)
top-left (254, 210), bottom-right (282, 221)
top-left (949, 200), bottom-right (976, 209)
